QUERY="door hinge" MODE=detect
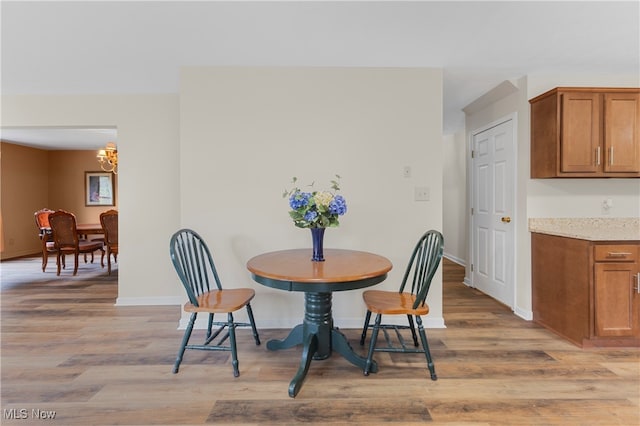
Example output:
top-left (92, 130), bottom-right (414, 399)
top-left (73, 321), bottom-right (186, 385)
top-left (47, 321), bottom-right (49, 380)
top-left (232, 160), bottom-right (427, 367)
top-left (471, 264), bottom-right (474, 272)
top-left (471, 207), bottom-right (474, 215)
top-left (471, 150), bottom-right (475, 158)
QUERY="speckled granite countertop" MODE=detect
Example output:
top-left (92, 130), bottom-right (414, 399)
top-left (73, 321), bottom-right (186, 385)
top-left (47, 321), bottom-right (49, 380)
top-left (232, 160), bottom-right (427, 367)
top-left (529, 218), bottom-right (640, 241)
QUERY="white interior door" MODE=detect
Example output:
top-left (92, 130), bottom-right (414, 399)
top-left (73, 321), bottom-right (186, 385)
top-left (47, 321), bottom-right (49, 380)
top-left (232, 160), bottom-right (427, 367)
top-left (471, 118), bottom-right (515, 308)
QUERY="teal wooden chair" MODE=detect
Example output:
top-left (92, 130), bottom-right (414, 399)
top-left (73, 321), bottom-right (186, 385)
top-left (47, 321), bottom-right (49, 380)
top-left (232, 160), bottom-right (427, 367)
top-left (359, 230), bottom-right (443, 380)
top-left (169, 229), bottom-right (260, 377)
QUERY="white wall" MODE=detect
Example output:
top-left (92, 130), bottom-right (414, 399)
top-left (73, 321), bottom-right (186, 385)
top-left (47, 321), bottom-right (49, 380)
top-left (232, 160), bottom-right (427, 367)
top-left (4, 71), bottom-right (635, 331)
top-left (179, 67), bottom-right (444, 328)
top-left (1, 94), bottom-right (183, 303)
top-left (527, 179), bottom-right (640, 218)
top-left (442, 130), bottom-right (467, 265)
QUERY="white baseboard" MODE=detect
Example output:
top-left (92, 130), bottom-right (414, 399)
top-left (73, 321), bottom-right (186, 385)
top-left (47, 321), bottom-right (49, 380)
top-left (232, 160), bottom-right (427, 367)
top-left (443, 252), bottom-right (466, 267)
top-left (514, 306), bottom-right (533, 321)
top-left (177, 315), bottom-right (446, 330)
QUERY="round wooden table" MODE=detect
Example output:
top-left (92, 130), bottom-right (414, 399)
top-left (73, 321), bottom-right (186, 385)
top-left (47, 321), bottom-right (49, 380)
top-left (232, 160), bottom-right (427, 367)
top-left (247, 248), bottom-right (392, 397)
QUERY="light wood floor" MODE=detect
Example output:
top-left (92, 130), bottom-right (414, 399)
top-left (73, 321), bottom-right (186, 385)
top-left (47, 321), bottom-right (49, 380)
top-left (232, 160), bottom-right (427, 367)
top-left (1, 256), bottom-right (638, 425)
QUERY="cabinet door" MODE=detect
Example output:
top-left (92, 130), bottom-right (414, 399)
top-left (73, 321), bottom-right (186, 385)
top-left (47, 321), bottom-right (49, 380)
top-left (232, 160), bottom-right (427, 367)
top-left (604, 93), bottom-right (640, 173)
top-left (594, 262), bottom-right (639, 337)
top-left (560, 92), bottom-right (601, 173)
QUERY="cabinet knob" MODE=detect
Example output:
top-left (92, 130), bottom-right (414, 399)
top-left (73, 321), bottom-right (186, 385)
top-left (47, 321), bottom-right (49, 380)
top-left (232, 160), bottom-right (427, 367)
top-left (501, 216), bottom-right (511, 223)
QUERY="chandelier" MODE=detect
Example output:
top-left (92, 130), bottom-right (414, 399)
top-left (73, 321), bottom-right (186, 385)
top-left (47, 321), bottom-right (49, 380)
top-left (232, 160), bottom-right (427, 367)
top-left (97, 142), bottom-right (118, 174)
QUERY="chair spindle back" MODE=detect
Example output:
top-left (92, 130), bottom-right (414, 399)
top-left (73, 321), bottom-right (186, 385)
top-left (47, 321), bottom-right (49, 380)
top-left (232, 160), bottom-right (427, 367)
top-left (398, 230), bottom-right (444, 310)
top-left (169, 229), bottom-right (223, 307)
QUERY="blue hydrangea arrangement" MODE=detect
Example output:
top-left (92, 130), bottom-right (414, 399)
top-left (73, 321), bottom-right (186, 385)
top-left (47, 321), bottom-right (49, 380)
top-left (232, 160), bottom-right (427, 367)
top-left (283, 175), bottom-right (347, 229)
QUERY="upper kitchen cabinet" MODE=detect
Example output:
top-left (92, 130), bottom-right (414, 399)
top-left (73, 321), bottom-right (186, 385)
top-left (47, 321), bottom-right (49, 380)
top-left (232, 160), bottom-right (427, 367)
top-left (530, 87), bottom-right (640, 178)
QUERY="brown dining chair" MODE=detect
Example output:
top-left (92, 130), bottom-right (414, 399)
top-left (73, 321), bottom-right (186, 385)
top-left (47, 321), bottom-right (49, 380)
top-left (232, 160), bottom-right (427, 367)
top-left (100, 209), bottom-right (118, 275)
top-left (360, 230), bottom-right (444, 380)
top-left (48, 210), bottom-right (105, 276)
top-left (34, 208), bottom-right (58, 272)
top-left (169, 229), bottom-right (261, 376)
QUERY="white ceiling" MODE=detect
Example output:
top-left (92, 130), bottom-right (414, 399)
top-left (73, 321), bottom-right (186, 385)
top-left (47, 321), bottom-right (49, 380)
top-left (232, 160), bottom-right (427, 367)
top-left (0, 127), bottom-right (117, 151)
top-left (1, 1), bottom-right (638, 149)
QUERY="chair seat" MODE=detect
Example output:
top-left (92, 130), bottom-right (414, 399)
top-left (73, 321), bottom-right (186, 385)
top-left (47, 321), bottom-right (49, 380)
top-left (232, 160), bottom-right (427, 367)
top-left (363, 290), bottom-right (429, 316)
top-left (57, 240), bottom-right (104, 253)
top-left (81, 240), bottom-right (104, 250)
top-left (184, 288), bottom-right (256, 313)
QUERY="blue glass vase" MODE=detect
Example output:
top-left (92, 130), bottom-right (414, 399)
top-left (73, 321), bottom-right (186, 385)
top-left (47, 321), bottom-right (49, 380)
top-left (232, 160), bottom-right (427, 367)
top-left (310, 227), bottom-right (325, 262)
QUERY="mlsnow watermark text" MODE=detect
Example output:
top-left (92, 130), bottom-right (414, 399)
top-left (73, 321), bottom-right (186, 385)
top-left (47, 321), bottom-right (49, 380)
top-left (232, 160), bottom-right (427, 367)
top-left (3, 408), bottom-right (57, 420)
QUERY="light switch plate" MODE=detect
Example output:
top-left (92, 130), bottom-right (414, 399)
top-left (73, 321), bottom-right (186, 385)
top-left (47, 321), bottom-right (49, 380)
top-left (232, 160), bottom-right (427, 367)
top-left (414, 186), bottom-right (430, 201)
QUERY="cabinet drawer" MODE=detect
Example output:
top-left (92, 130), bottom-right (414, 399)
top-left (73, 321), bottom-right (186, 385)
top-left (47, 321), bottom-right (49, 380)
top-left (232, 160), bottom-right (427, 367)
top-left (594, 245), bottom-right (638, 262)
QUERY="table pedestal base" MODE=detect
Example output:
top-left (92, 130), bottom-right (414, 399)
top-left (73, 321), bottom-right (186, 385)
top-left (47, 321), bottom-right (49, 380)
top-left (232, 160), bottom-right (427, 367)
top-left (265, 292), bottom-right (378, 397)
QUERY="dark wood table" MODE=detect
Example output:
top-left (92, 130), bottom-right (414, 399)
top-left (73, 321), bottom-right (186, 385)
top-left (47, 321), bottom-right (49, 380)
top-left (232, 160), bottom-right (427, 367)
top-left (43, 223), bottom-right (103, 236)
top-left (43, 223), bottom-right (104, 242)
top-left (76, 223), bottom-right (103, 236)
top-left (246, 248), bottom-right (392, 397)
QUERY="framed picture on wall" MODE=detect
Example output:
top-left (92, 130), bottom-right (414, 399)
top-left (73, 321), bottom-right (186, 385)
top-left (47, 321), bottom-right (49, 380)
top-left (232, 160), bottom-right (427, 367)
top-left (85, 171), bottom-right (115, 206)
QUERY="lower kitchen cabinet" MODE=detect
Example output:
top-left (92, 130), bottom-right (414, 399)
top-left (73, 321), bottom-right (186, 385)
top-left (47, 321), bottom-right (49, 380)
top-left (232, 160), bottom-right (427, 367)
top-left (532, 233), bottom-right (639, 347)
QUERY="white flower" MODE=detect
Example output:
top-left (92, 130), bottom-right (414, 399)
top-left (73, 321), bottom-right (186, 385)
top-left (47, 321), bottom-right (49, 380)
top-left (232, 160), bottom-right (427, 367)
top-left (314, 191), bottom-right (333, 208)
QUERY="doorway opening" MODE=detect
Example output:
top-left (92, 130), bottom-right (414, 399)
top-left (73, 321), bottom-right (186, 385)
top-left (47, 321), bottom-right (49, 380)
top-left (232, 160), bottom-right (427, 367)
top-left (0, 126), bottom-right (119, 292)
